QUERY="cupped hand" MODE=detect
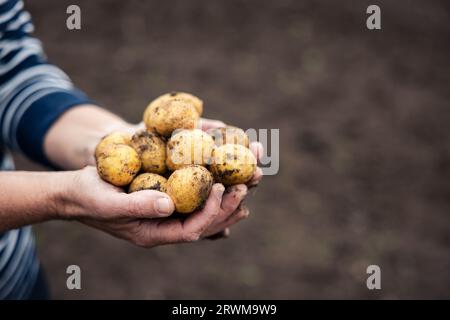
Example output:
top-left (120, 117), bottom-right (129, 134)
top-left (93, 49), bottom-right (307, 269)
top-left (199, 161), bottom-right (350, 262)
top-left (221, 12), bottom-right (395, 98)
top-left (199, 118), bottom-right (264, 239)
top-left (79, 117), bottom-right (263, 244)
top-left (59, 166), bottom-right (227, 247)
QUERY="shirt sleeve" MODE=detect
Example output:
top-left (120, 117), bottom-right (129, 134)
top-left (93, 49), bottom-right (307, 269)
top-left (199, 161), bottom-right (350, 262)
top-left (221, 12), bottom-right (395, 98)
top-left (0, 0), bottom-right (92, 167)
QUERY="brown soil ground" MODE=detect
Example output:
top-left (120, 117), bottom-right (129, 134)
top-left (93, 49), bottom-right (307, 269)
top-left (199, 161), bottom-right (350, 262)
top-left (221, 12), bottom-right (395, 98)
top-left (14, 0), bottom-right (450, 298)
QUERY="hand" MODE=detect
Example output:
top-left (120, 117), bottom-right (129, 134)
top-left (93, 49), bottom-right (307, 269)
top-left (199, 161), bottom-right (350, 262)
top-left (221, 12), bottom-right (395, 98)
top-left (61, 124), bottom-right (262, 246)
top-left (58, 166), bottom-right (226, 247)
top-left (90, 117), bottom-right (264, 243)
top-left (198, 118), bottom-right (264, 239)
top-left (47, 106), bottom-right (263, 245)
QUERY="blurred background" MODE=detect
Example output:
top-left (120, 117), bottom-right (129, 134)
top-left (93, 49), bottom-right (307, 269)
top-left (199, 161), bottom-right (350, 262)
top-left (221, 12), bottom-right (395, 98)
top-left (15, 0), bottom-right (450, 299)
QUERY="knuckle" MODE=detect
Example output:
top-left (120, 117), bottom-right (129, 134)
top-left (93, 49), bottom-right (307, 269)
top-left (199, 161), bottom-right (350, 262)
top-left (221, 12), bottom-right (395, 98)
top-left (81, 165), bottom-right (94, 173)
top-left (92, 200), bottom-right (115, 218)
top-left (210, 208), bottom-right (221, 219)
top-left (128, 225), bottom-right (155, 248)
top-left (127, 198), bottom-right (145, 216)
top-left (222, 201), bottom-right (237, 213)
top-left (239, 207), bottom-right (250, 219)
top-left (183, 231), bottom-right (201, 243)
top-left (132, 235), bottom-right (155, 248)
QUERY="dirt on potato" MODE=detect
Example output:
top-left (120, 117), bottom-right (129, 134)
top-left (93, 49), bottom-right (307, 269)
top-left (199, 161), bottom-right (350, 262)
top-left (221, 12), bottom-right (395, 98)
top-left (130, 130), bottom-right (167, 174)
top-left (210, 144), bottom-right (256, 186)
top-left (166, 129), bottom-right (215, 170)
top-left (13, 0), bottom-right (450, 299)
top-left (95, 131), bottom-right (131, 160)
top-left (144, 99), bottom-right (199, 137)
top-left (97, 144), bottom-right (141, 186)
top-left (208, 126), bottom-right (250, 147)
top-left (129, 173), bottom-right (168, 193)
top-left (166, 165), bottom-right (213, 214)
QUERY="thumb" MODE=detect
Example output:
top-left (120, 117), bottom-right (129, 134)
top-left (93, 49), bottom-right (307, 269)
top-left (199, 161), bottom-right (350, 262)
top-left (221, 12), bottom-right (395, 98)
top-left (249, 141), bottom-right (263, 161)
top-left (117, 190), bottom-right (175, 218)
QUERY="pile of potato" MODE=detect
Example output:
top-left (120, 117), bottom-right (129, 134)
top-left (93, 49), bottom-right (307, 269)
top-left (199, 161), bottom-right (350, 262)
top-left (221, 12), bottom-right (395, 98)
top-left (95, 92), bottom-right (257, 214)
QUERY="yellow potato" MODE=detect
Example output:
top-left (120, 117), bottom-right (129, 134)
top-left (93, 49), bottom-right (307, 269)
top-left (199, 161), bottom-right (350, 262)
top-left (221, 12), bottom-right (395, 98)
top-left (144, 92), bottom-right (203, 118)
top-left (208, 126), bottom-right (249, 147)
top-left (166, 165), bottom-right (213, 214)
top-left (166, 129), bottom-right (215, 171)
top-left (128, 173), bottom-right (168, 193)
top-left (95, 131), bottom-right (131, 159)
top-left (210, 144), bottom-right (256, 186)
top-left (130, 130), bottom-right (166, 174)
top-left (143, 99), bottom-right (199, 137)
top-left (96, 144), bottom-right (141, 187)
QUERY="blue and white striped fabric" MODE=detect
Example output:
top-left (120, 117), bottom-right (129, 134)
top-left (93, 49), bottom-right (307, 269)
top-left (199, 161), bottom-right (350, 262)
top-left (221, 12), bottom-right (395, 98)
top-left (0, 0), bottom-right (91, 299)
top-left (0, 152), bottom-right (40, 299)
top-left (0, 0), bottom-right (91, 166)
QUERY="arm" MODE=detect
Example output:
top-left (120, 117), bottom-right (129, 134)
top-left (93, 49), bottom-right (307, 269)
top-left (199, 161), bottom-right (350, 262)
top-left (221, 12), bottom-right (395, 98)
top-left (0, 170), bottom-right (63, 232)
top-left (43, 104), bottom-right (136, 169)
top-left (0, 167), bottom-right (228, 246)
top-left (42, 106), bottom-right (263, 241)
top-left (0, 0), bottom-right (92, 167)
top-left (0, 1), bottom-right (262, 243)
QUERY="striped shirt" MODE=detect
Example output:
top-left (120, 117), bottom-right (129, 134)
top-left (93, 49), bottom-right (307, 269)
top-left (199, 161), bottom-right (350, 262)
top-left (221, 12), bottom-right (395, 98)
top-left (0, 0), bottom-right (91, 299)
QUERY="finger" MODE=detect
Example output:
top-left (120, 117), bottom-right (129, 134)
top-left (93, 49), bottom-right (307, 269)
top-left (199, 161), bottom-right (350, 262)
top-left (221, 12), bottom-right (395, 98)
top-left (86, 155), bottom-right (96, 166)
top-left (203, 206), bottom-right (250, 237)
top-left (134, 122), bottom-right (146, 131)
top-left (140, 218), bottom-right (185, 246)
top-left (205, 228), bottom-right (230, 240)
top-left (182, 183), bottom-right (225, 240)
top-left (249, 141), bottom-right (264, 161)
top-left (113, 190), bottom-right (175, 218)
top-left (207, 184), bottom-right (246, 228)
top-left (247, 167), bottom-right (263, 187)
top-left (221, 205), bottom-right (250, 228)
top-left (134, 184), bottom-right (225, 246)
top-left (200, 118), bottom-right (226, 131)
top-left (218, 184), bottom-right (247, 218)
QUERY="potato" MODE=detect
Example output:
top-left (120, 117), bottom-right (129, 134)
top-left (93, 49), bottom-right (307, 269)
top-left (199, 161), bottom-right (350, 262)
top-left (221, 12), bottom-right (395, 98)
top-left (96, 144), bottom-right (141, 186)
top-left (166, 129), bottom-right (215, 171)
top-left (166, 165), bottom-right (213, 214)
top-left (128, 173), bottom-right (168, 193)
top-left (210, 144), bottom-right (256, 186)
top-left (144, 92), bottom-right (203, 117)
top-left (143, 99), bottom-right (199, 137)
top-left (169, 92), bottom-right (203, 115)
top-left (95, 131), bottom-right (131, 159)
top-left (130, 130), bottom-right (166, 174)
top-left (208, 126), bottom-right (249, 147)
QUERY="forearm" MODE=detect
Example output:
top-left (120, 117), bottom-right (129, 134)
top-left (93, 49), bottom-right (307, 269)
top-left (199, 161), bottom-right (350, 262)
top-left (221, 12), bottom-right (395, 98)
top-left (44, 105), bottom-right (133, 170)
top-left (0, 171), bottom-right (69, 233)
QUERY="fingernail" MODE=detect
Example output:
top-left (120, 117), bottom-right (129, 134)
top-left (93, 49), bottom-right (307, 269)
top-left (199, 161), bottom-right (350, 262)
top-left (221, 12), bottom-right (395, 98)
top-left (226, 184), bottom-right (246, 194)
top-left (155, 198), bottom-right (171, 215)
top-left (216, 184), bottom-right (225, 198)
